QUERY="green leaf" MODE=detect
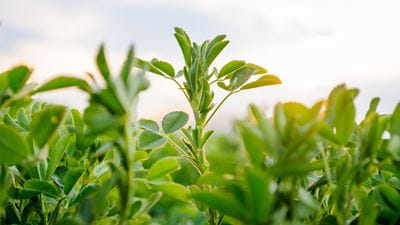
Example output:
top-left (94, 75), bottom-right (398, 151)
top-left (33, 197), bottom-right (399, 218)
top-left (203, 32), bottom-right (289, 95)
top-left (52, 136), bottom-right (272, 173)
top-left (197, 173), bottom-right (227, 186)
top-left (366, 97), bottom-right (380, 117)
top-left (378, 183), bottom-right (400, 211)
top-left (35, 76), bottom-right (92, 93)
top-left (390, 103), bottom-right (400, 136)
top-left (7, 65), bottom-right (31, 93)
top-left (138, 119), bottom-right (159, 132)
top-left (217, 81), bottom-right (230, 91)
top-left (3, 113), bottom-right (24, 132)
top-left (64, 167), bottom-right (84, 195)
top-left (24, 179), bottom-right (60, 198)
top-left (71, 184), bottom-right (98, 205)
top-left (162, 111), bottom-right (189, 134)
top-left (96, 44), bottom-right (112, 84)
top-left (335, 91), bottom-right (357, 145)
top-left (152, 183), bottom-right (190, 201)
top-left (241, 75), bottom-right (281, 90)
top-left (0, 70), bottom-right (9, 91)
top-left (120, 45), bottom-right (134, 84)
top-left (17, 109), bottom-right (30, 130)
top-left (138, 131), bottom-right (166, 149)
top-left (135, 192), bottom-right (162, 217)
top-left (387, 135), bottom-right (400, 161)
top-left (147, 157), bottom-right (180, 181)
top-left (246, 63), bottom-right (268, 74)
top-left (71, 109), bottom-right (85, 148)
top-left (134, 58), bottom-right (164, 76)
top-left (0, 124), bottom-right (28, 164)
top-left (151, 59), bottom-right (175, 77)
top-left (174, 27), bottom-right (192, 67)
top-left (46, 134), bottom-right (72, 180)
top-left (229, 66), bottom-right (257, 90)
top-left (325, 85), bottom-right (358, 145)
top-left (245, 169), bottom-right (272, 223)
top-left (249, 104), bottom-right (279, 156)
top-left (298, 188), bottom-right (320, 211)
top-left (83, 104), bottom-right (118, 135)
top-left (218, 60), bottom-right (246, 78)
top-left (30, 105), bottom-right (67, 148)
top-left (268, 160), bottom-right (331, 177)
top-left (133, 151), bottom-right (149, 162)
top-left (205, 40), bottom-right (229, 68)
top-left (237, 123), bottom-right (265, 167)
top-left (91, 89), bottom-right (125, 114)
top-left (191, 192), bottom-right (246, 221)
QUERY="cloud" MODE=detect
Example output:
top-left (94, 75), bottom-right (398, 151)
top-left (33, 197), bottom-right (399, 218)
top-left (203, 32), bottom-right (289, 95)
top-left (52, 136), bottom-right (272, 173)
top-left (0, 0), bottom-right (399, 130)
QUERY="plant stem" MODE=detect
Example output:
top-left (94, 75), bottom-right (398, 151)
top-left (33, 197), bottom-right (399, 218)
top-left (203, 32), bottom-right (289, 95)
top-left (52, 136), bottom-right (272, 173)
top-left (118, 101), bottom-right (137, 225)
top-left (204, 91), bottom-right (234, 127)
top-left (169, 77), bottom-right (190, 102)
top-left (164, 135), bottom-right (203, 175)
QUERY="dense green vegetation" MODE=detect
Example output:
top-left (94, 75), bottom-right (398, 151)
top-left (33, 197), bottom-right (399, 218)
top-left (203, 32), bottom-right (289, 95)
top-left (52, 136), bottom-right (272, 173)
top-left (0, 28), bottom-right (399, 225)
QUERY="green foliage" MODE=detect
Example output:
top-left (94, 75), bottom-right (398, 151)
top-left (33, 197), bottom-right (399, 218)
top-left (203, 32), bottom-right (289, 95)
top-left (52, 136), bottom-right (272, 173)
top-left (23, 179), bottom-right (60, 198)
top-left (0, 124), bottom-right (28, 164)
top-left (0, 27), bottom-right (399, 225)
top-left (30, 105), bottom-right (67, 148)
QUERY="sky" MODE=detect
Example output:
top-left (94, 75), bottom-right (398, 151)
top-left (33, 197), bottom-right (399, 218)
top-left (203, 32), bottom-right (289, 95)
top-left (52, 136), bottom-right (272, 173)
top-left (1, 0), bottom-right (399, 130)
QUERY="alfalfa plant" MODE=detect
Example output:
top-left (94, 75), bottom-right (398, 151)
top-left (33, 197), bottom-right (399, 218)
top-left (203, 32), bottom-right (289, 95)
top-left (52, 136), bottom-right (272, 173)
top-left (135, 27), bottom-right (281, 225)
top-left (190, 85), bottom-right (400, 225)
top-left (0, 45), bottom-right (153, 225)
top-left (34, 45), bottom-right (151, 225)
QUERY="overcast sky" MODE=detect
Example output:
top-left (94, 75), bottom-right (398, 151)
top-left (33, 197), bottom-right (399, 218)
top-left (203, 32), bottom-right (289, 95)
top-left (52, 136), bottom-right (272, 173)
top-left (1, 0), bottom-right (399, 130)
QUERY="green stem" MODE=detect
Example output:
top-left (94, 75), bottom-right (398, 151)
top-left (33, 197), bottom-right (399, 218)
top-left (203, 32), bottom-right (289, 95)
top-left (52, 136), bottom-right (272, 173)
top-left (204, 91), bottom-right (234, 127)
top-left (163, 135), bottom-right (203, 175)
top-left (209, 79), bottom-right (220, 85)
top-left (118, 101), bottom-right (137, 225)
top-left (169, 77), bottom-right (190, 102)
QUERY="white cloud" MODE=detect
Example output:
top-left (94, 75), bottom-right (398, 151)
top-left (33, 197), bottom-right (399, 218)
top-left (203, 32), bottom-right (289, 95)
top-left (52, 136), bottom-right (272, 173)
top-left (0, 0), bottom-right (399, 129)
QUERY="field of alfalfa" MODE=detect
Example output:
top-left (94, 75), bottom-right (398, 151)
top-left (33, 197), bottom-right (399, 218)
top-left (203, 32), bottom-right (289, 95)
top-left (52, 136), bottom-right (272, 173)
top-left (0, 27), bottom-right (400, 225)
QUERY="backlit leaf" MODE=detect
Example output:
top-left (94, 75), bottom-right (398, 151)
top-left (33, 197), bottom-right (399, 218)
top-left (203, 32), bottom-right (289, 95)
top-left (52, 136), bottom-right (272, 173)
top-left (241, 75), bottom-right (281, 90)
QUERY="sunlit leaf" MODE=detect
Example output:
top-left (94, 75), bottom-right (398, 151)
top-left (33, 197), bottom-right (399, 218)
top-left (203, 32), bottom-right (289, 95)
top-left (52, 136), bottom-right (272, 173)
top-left (7, 65), bottom-right (31, 93)
top-left (241, 75), bottom-right (281, 90)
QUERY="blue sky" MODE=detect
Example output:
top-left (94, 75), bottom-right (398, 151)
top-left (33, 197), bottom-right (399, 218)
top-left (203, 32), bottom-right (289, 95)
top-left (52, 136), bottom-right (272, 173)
top-left (1, 0), bottom-right (399, 130)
